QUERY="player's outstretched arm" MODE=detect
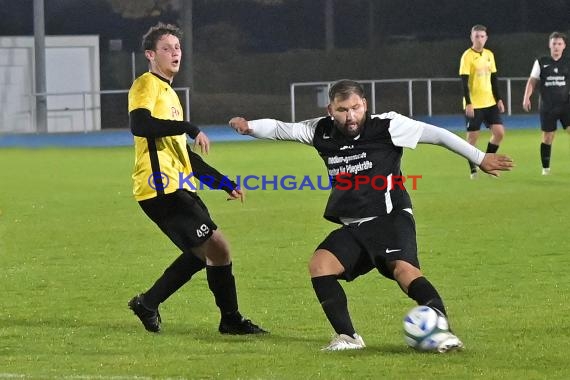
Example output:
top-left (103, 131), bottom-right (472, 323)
top-left (228, 116), bottom-right (317, 145)
top-left (229, 117), bottom-right (254, 135)
top-left (418, 123), bottom-right (514, 177)
top-left (478, 153), bottom-right (514, 177)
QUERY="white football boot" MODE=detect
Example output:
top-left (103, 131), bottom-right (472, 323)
top-left (322, 333), bottom-right (366, 351)
top-left (436, 332), bottom-right (464, 353)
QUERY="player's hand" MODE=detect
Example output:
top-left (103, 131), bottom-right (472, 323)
top-left (465, 104), bottom-right (475, 118)
top-left (497, 99), bottom-right (505, 113)
top-left (522, 99), bottom-right (531, 112)
top-left (227, 188), bottom-right (245, 203)
top-left (478, 153), bottom-right (514, 177)
top-left (193, 131), bottom-right (210, 154)
top-left (229, 117), bottom-right (253, 135)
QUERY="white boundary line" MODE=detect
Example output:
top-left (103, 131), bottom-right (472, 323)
top-left (0, 375), bottom-right (186, 380)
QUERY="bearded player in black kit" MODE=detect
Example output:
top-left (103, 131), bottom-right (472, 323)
top-left (229, 79), bottom-right (513, 352)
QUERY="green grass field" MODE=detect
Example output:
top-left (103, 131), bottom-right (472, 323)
top-left (1, 129), bottom-right (569, 379)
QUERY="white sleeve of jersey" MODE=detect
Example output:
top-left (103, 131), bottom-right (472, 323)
top-left (376, 112), bottom-right (425, 149)
top-left (529, 60), bottom-right (540, 79)
top-left (377, 112), bottom-right (485, 165)
top-left (247, 118), bottom-right (319, 145)
top-left (419, 123), bottom-right (485, 165)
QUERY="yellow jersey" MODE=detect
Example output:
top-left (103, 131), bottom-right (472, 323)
top-left (128, 72), bottom-right (196, 201)
top-left (459, 48), bottom-right (498, 109)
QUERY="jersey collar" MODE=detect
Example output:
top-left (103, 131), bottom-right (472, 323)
top-left (149, 71), bottom-right (172, 85)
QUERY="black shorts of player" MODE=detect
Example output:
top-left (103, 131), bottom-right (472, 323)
top-left (466, 105), bottom-right (503, 131)
top-left (540, 105), bottom-right (570, 132)
top-left (138, 189), bottom-right (217, 251)
top-left (316, 209), bottom-right (419, 282)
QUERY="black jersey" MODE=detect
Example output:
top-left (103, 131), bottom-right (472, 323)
top-left (247, 111), bottom-right (484, 224)
top-left (312, 114), bottom-right (413, 223)
top-left (536, 56), bottom-right (570, 110)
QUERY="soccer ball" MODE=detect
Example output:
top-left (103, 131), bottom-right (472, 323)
top-left (403, 305), bottom-right (450, 351)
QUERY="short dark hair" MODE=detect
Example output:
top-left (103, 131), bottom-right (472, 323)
top-left (549, 31), bottom-right (567, 43)
top-left (471, 24), bottom-right (487, 33)
top-left (328, 79), bottom-right (366, 102)
top-left (142, 22), bottom-right (182, 51)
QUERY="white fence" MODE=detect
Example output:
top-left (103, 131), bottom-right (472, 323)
top-left (8, 87), bottom-right (190, 133)
top-left (290, 77), bottom-right (529, 122)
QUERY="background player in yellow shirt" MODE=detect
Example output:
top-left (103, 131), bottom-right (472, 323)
top-left (127, 22), bottom-right (266, 335)
top-left (459, 25), bottom-right (506, 179)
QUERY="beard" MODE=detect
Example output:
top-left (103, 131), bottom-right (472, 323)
top-left (335, 120), bottom-right (363, 138)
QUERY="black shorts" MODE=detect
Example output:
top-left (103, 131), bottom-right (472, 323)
top-left (540, 105), bottom-right (570, 132)
top-left (317, 209), bottom-right (419, 281)
top-left (466, 105), bottom-right (503, 131)
top-left (138, 189), bottom-right (217, 251)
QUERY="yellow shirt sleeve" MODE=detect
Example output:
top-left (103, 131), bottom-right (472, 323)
top-left (459, 50), bottom-right (471, 76)
top-left (128, 74), bottom-right (160, 113)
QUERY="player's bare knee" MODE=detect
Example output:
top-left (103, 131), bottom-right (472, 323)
top-left (542, 132), bottom-right (555, 144)
top-left (392, 261), bottom-right (422, 288)
top-left (308, 256), bottom-right (324, 276)
top-left (201, 231), bottom-right (232, 265)
top-left (491, 125), bottom-right (505, 142)
top-left (205, 248), bottom-right (231, 266)
top-left (210, 248), bottom-right (232, 264)
top-left (309, 249), bottom-right (343, 277)
top-left (466, 132), bottom-right (479, 145)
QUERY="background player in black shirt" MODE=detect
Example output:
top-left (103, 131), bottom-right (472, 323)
top-left (523, 32), bottom-right (570, 175)
top-left (229, 80), bottom-right (513, 352)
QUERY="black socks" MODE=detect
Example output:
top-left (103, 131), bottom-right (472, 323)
top-left (144, 252), bottom-right (206, 309)
top-left (486, 142), bottom-right (499, 154)
top-left (468, 160), bottom-right (477, 174)
top-left (143, 258), bottom-right (240, 321)
top-left (540, 143), bottom-right (551, 169)
top-left (207, 263), bottom-right (239, 319)
top-left (311, 275), bottom-right (356, 337)
top-left (469, 142), bottom-right (499, 174)
top-left (407, 276), bottom-right (447, 317)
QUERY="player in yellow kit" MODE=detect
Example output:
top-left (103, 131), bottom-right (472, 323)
top-left (127, 22), bottom-right (267, 335)
top-left (459, 25), bottom-right (506, 179)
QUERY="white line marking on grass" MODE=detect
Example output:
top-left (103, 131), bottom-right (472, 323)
top-left (0, 375), bottom-right (185, 380)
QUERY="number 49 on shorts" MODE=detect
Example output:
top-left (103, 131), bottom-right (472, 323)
top-left (196, 224), bottom-right (210, 237)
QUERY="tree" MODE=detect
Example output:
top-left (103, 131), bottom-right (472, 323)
top-left (107, 0), bottom-right (194, 92)
top-left (210, 0), bottom-right (335, 51)
top-left (107, 0), bottom-right (181, 19)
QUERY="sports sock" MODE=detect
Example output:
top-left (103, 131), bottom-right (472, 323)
top-left (311, 275), bottom-right (356, 337)
top-left (407, 276), bottom-right (447, 317)
top-left (486, 142), bottom-right (499, 153)
top-left (540, 143), bottom-right (551, 169)
top-left (143, 252), bottom-right (206, 309)
top-left (468, 160), bottom-right (477, 174)
top-left (206, 263), bottom-right (239, 320)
